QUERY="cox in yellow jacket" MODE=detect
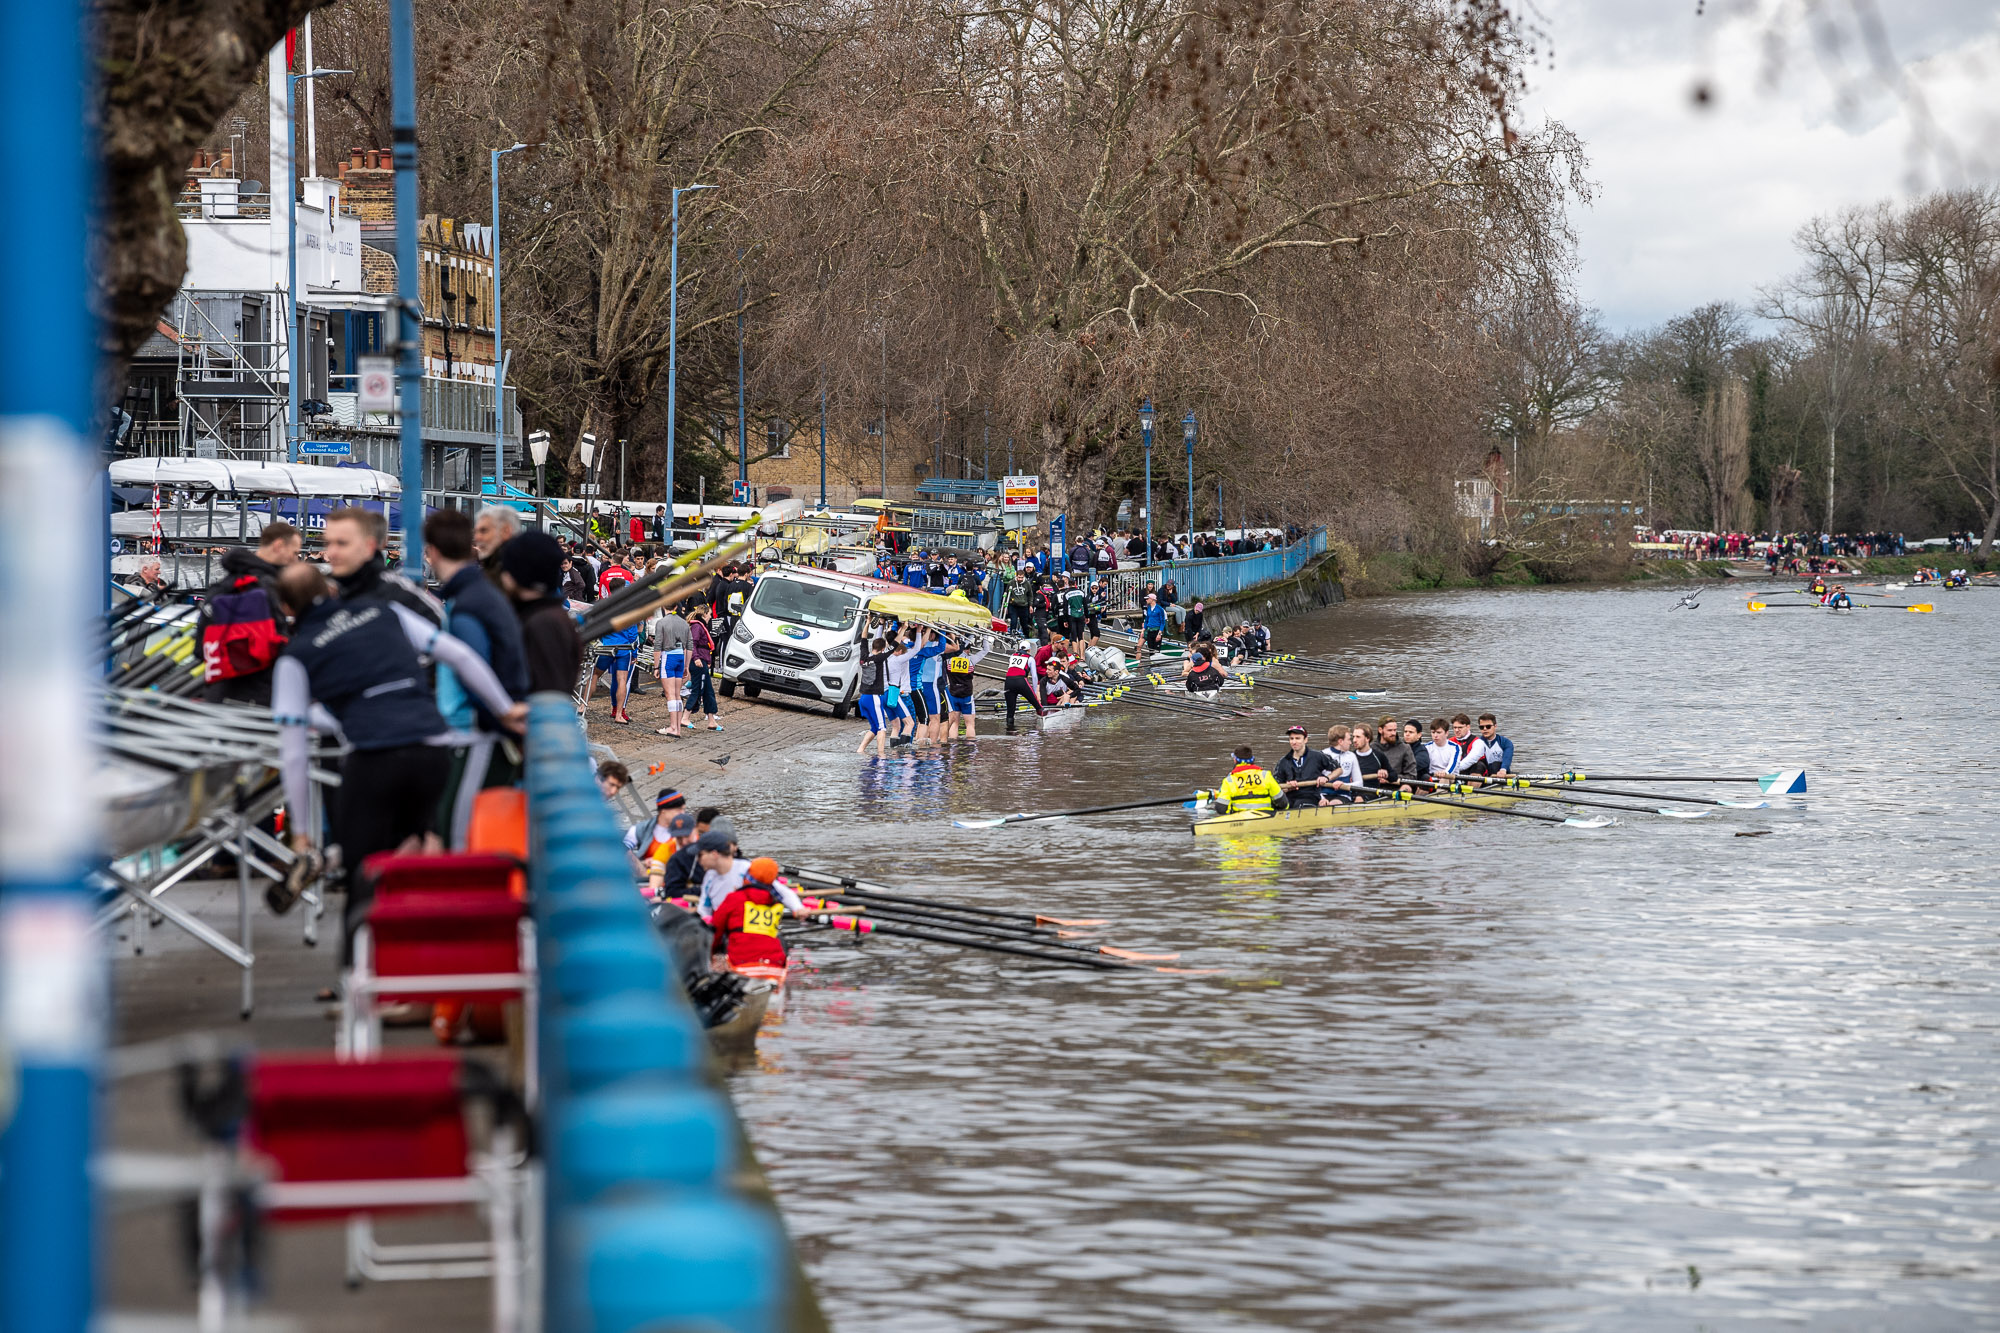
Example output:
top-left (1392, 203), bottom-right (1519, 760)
top-left (1216, 759), bottom-right (1283, 813)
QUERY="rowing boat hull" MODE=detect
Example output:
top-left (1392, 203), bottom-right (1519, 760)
top-left (1190, 791), bottom-right (1522, 835)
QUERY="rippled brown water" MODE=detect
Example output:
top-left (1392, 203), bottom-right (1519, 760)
top-left (720, 581), bottom-right (2000, 1331)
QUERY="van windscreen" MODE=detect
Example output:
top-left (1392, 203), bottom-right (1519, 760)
top-left (749, 578), bottom-right (862, 631)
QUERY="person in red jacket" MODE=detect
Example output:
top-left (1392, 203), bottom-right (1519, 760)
top-left (710, 857), bottom-right (803, 973)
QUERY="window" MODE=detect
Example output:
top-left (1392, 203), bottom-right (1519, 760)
top-left (748, 578), bottom-right (860, 631)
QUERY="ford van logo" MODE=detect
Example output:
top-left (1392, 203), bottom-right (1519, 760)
top-left (777, 624), bottom-right (810, 640)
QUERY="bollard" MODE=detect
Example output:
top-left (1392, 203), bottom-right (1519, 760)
top-left (545, 994), bottom-right (704, 1096)
top-left (558, 1197), bottom-right (786, 1333)
top-left (544, 930), bottom-right (669, 1008)
top-left (550, 1085), bottom-right (735, 1204)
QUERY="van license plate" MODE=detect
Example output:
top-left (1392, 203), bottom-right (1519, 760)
top-left (763, 665), bottom-right (802, 680)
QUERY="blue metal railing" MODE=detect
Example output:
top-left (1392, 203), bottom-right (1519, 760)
top-left (1093, 528), bottom-right (1327, 608)
top-left (524, 696), bottom-right (787, 1331)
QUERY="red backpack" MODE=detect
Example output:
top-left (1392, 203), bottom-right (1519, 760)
top-left (200, 576), bottom-right (287, 681)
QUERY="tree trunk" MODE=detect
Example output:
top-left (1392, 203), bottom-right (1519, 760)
top-left (1037, 417), bottom-right (1114, 534)
top-left (94, 0), bottom-right (330, 428)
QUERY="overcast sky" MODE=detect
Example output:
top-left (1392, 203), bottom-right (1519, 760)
top-left (1518, 0), bottom-right (2000, 334)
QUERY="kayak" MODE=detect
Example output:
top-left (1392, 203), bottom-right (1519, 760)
top-left (1190, 791), bottom-right (1522, 835)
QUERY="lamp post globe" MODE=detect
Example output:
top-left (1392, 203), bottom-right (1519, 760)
top-left (1139, 397), bottom-right (1155, 564)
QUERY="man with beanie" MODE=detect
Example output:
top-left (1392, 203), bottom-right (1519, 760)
top-left (498, 530), bottom-right (584, 695)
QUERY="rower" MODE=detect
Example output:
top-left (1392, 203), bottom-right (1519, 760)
top-left (1320, 727), bottom-right (1361, 803)
top-left (1448, 713), bottom-right (1489, 775)
top-left (1826, 584), bottom-right (1852, 609)
top-left (1272, 726), bottom-right (1335, 807)
top-left (1001, 638), bottom-right (1046, 728)
top-left (1215, 745), bottom-right (1284, 813)
top-left (1423, 718), bottom-right (1461, 778)
top-left (711, 858), bottom-right (806, 973)
top-left (1182, 646), bottom-right (1227, 693)
top-left (941, 636), bottom-right (988, 737)
top-left (1475, 713), bottom-right (1513, 776)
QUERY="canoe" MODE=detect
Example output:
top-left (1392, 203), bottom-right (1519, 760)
top-left (1190, 790), bottom-right (1522, 835)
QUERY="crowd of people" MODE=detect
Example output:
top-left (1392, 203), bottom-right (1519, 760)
top-left (1211, 713), bottom-right (1516, 812)
top-left (164, 504), bottom-right (587, 953)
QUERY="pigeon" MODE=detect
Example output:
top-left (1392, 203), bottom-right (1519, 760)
top-left (710, 754), bottom-right (731, 768)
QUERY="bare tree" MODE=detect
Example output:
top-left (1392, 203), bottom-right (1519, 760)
top-left (1759, 205), bottom-right (1890, 531)
top-left (1881, 189), bottom-right (2000, 555)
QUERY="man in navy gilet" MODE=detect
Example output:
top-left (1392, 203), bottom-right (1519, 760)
top-left (270, 562), bottom-right (524, 951)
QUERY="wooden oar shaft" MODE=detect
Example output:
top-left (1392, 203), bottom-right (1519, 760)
top-left (783, 865), bottom-right (1046, 924)
top-left (1418, 778), bottom-right (1659, 816)
top-left (807, 915), bottom-right (1133, 970)
top-left (1322, 781), bottom-right (1577, 824)
top-left (1507, 778), bottom-right (1735, 807)
top-left (997, 793), bottom-right (1195, 824)
top-left (803, 894), bottom-right (1058, 939)
top-left (1527, 773), bottom-right (1768, 783)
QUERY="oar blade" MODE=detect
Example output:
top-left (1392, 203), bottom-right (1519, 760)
top-left (1747, 601), bottom-right (1767, 611)
top-left (1037, 915), bottom-right (1110, 927)
top-left (1562, 815), bottom-right (1617, 829)
top-left (1908, 603), bottom-right (1935, 612)
top-left (1654, 807), bottom-right (1710, 819)
top-left (952, 814), bottom-right (1020, 830)
top-left (1758, 770), bottom-right (1808, 794)
top-left (1718, 798), bottom-right (1770, 810)
top-left (1098, 946), bottom-right (1180, 961)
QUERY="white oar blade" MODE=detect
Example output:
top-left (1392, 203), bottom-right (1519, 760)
top-left (1563, 815), bottom-right (1617, 829)
top-left (1719, 799), bottom-right (1770, 810)
top-left (1655, 807), bottom-right (1710, 819)
top-left (1758, 770), bottom-right (1808, 794)
top-left (1345, 691), bottom-right (1389, 700)
top-left (952, 815), bottom-right (1017, 830)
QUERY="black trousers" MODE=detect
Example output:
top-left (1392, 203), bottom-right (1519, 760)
top-left (1003, 677), bottom-right (1043, 725)
top-left (335, 742), bottom-right (453, 949)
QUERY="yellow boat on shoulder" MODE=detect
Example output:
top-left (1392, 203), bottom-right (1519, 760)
top-left (1190, 790), bottom-right (1523, 836)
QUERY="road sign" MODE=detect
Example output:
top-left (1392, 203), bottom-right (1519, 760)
top-left (357, 356), bottom-right (396, 413)
top-left (577, 484), bottom-right (600, 496)
top-left (731, 479), bottom-right (750, 504)
top-left (1002, 474), bottom-right (1039, 511)
top-left (108, 538), bottom-right (123, 556)
top-left (300, 438), bottom-right (352, 457)
top-left (1050, 514), bottom-right (1066, 569)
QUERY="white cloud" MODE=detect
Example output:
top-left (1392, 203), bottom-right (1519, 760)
top-left (1521, 0), bottom-right (2000, 333)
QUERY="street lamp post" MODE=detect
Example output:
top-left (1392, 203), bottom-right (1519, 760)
top-left (664, 182), bottom-right (714, 521)
top-left (285, 65), bottom-right (348, 463)
top-left (818, 379), bottom-right (827, 510)
top-left (1139, 398), bottom-right (1155, 565)
top-left (527, 428), bottom-right (550, 511)
top-left (1182, 411), bottom-right (1196, 550)
top-left (489, 140), bottom-right (528, 490)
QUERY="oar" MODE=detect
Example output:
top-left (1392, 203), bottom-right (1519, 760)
top-left (1418, 778), bottom-right (1709, 819)
top-left (1748, 600), bottom-right (1934, 612)
top-left (952, 792), bottom-right (1198, 829)
top-left (578, 497), bottom-right (804, 632)
top-left (801, 896), bottom-right (1180, 961)
top-left (803, 914), bottom-right (1136, 970)
top-left (1495, 777), bottom-right (1767, 809)
top-left (781, 864), bottom-right (1109, 927)
top-left (1311, 781), bottom-right (1616, 828)
top-left (1227, 673), bottom-right (1344, 701)
top-left (1098, 683), bottom-right (1251, 716)
top-left (801, 893), bottom-right (1071, 938)
top-left (1522, 769), bottom-right (1807, 794)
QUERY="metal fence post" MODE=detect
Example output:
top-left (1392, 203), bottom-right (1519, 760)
top-left (0, 0), bottom-right (103, 1327)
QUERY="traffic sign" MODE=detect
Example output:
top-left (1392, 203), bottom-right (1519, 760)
top-left (357, 356), bottom-right (396, 413)
top-left (731, 479), bottom-right (750, 504)
top-left (300, 438), bottom-right (352, 457)
top-left (1001, 474), bottom-right (1039, 511)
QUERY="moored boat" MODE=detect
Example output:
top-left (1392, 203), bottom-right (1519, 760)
top-left (1190, 790), bottom-right (1522, 835)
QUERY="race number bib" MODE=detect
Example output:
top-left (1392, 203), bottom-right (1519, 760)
top-left (743, 901), bottom-right (783, 937)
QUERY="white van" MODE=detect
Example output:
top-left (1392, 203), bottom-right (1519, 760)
top-left (716, 567), bottom-right (906, 718)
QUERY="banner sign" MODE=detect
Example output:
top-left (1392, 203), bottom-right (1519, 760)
top-left (1001, 474), bottom-right (1039, 511)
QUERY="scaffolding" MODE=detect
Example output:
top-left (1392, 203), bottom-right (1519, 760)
top-left (169, 290), bottom-right (290, 462)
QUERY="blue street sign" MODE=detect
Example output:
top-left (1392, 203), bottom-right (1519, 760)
top-left (300, 438), bottom-right (353, 457)
top-left (730, 479), bottom-right (749, 504)
top-left (1051, 514), bottom-right (1066, 572)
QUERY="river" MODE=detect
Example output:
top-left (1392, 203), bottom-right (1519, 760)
top-left (720, 579), bottom-right (2000, 1331)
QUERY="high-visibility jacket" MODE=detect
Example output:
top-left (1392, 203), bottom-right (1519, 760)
top-left (1217, 762), bottom-right (1283, 813)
